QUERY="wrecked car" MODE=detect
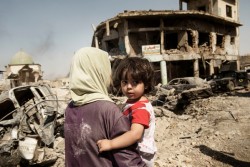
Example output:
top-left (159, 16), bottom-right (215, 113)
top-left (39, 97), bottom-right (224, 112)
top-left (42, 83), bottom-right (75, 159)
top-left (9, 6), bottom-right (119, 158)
top-left (152, 77), bottom-right (213, 111)
top-left (161, 77), bottom-right (211, 94)
top-left (0, 84), bottom-right (59, 166)
top-left (207, 70), bottom-right (249, 92)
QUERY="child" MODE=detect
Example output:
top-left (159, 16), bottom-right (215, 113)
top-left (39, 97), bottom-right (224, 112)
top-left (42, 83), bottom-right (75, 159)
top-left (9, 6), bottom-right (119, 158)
top-left (97, 57), bottom-right (157, 167)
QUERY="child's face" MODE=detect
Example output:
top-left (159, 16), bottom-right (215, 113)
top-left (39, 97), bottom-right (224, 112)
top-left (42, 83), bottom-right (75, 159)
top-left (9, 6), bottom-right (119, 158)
top-left (120, 74), bottom-right (145, 102)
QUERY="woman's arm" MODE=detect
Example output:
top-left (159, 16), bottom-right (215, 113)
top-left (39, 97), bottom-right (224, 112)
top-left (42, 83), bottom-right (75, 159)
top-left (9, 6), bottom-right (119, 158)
top-left (97, 123), bottom-right (144, 152)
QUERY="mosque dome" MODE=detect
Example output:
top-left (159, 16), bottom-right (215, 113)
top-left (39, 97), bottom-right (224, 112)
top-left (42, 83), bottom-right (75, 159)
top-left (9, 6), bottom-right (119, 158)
top-left (10, 50), bottom-right (34, 65)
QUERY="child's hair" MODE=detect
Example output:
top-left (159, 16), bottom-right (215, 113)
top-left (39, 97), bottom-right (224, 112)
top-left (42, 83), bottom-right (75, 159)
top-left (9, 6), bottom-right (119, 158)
top-left (113, 57), bottom-right (155, 94)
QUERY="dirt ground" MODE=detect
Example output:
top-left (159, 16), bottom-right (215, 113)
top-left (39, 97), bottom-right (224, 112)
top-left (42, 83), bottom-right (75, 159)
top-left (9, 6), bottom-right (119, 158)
top-left (1, 88), bottom-right (249, 167)
top-left (153, 89), bottom-right (250, 167)
top-left (50, 88), bottom-right (250, 167)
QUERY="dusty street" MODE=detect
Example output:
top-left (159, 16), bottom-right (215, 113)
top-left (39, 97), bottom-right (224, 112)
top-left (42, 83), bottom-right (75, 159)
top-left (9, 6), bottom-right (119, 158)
top-left (1, 88), bottom-right (250, 167)
top-left (51, 88), bottom-right (250, 167)
top-left (153, 89), bottom-right (250, 167)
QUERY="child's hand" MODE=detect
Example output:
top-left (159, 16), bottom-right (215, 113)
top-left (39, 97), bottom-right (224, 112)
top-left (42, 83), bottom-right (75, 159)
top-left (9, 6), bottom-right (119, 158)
top-left (97, 139), bottom-right (112, 152)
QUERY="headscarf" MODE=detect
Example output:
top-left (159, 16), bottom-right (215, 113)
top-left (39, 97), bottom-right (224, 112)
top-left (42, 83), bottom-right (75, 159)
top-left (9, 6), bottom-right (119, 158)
top-left (69, 47), bottom-right (113, 106)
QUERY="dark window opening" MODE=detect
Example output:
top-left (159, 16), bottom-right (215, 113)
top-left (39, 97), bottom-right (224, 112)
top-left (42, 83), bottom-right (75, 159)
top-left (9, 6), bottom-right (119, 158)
top-left (216, 34), bottom-right (223, 47)
top-left (187, 31), bottom-right (193, 47)
top-left (164, 32), bottom-right (178, 50)
top-left (146, 31), bottom-right (161, 45)
top-left (167, 61), bottom-right (194, 80)
top-left (130, 32), bottom-right (145, 55)
top-left (226, 5), bottom-right (232, 17)
top-left (230, 37), bottom-right (235, 45)
top-left (152, 62), bottom-right (161, 85)
top-left (106, 39), bottom-right (119, 55)
top-left (198, 32), bottom-right (210, 47)
top-left (199, 60), bottom-right (210, 79)
top-left (198, 6), bottom-right (206, 12)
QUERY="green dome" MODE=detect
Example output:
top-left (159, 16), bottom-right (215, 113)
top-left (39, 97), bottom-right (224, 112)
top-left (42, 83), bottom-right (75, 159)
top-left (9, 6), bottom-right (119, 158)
top-left (10, 50), bottom-right (34, 65)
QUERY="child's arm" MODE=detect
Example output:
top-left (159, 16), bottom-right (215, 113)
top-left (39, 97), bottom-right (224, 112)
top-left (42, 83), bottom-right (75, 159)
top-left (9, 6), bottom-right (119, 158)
top-left (97, 123), bottom-right (144, 152)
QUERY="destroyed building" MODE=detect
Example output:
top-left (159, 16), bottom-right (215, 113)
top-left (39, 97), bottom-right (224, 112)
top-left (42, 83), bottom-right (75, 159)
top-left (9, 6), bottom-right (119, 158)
top-left (3, 50), bottom-right (43, 88)
top-left (91, 0), bottom-right (241, 85)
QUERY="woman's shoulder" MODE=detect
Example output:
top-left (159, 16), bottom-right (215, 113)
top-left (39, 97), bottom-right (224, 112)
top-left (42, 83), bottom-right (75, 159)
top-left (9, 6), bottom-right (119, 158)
top-left (95, 100), bottom-right (117, 107)
top-left (94, 100), bottom-right (121, 112)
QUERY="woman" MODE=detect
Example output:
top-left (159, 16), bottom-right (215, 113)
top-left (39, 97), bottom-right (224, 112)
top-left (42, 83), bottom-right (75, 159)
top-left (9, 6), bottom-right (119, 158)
top-left (64, 47), bottom-right (146, 167)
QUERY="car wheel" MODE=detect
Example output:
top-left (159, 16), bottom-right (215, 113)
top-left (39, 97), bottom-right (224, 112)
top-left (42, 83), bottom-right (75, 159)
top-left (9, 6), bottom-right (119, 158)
top-left (227, 81), bottom-right (235, 91)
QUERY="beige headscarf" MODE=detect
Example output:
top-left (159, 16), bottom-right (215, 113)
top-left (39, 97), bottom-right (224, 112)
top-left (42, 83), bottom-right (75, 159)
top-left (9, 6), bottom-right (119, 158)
top-left (69, 47), bottom-right (113, 106)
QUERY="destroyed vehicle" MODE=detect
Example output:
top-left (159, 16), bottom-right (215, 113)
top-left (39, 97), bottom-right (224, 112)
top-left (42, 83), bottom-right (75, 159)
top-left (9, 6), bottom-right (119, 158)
top-left (161, 77), bottom-right (210, 94)
top-left (0, 84), bottom-right (59, 166)
top-left (152, 77), bottom-right (213, 111)
top-left (207, 70), bottom-right (249, 92)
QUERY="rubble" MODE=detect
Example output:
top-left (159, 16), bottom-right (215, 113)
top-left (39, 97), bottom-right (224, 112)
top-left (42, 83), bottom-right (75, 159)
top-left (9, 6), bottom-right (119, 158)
top-left (0, 83), bottom-right (249, 167)
top-left (0, 84), bottom-right (66, 166)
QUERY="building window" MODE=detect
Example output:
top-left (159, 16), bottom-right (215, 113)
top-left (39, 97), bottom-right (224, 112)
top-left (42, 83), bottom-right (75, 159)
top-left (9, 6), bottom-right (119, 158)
top-left (198, 6), bottom-right (206, 12)
top-left (216, 34), bottom-right (223, 47)
top-left (230, 37), bottom-right (235, 45)
top-left (226, 5), bottom-right (232, 18)
top-left (198, 32), bottom-right (210, 47)
top-left (164, 32), bottom-right (178, 50)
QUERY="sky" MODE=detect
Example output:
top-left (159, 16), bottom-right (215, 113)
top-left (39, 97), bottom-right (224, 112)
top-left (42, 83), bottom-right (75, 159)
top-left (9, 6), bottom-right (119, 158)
top-left (0, 0), bottom-right (250, 80)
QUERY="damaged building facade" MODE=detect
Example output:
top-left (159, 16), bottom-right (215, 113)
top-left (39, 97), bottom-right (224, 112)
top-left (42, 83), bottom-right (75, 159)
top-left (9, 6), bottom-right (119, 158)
top-left (3, 50), bottom-right (43, 88)
top-left (92, 0), bottom-right (241, 85)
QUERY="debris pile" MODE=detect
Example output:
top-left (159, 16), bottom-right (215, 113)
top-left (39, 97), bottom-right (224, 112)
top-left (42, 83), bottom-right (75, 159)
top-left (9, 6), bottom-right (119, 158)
top-left (0, 84), bottom-right (66, 166)
top-left (0, 83), bottom-right (249, 167)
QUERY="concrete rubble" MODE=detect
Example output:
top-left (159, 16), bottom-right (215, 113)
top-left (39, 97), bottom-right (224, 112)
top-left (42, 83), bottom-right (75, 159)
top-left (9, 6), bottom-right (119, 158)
top-left (0, 83), bottom-right (249, 166)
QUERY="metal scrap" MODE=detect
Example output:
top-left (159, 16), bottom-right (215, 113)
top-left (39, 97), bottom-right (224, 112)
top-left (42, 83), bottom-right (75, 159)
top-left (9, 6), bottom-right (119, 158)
top-left (0, 84), bottom-right (62, 166)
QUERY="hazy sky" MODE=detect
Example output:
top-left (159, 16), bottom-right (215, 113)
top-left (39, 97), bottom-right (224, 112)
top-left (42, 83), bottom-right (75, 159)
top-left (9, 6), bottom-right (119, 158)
top-left (0, 0), bottom-right (249, 80)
